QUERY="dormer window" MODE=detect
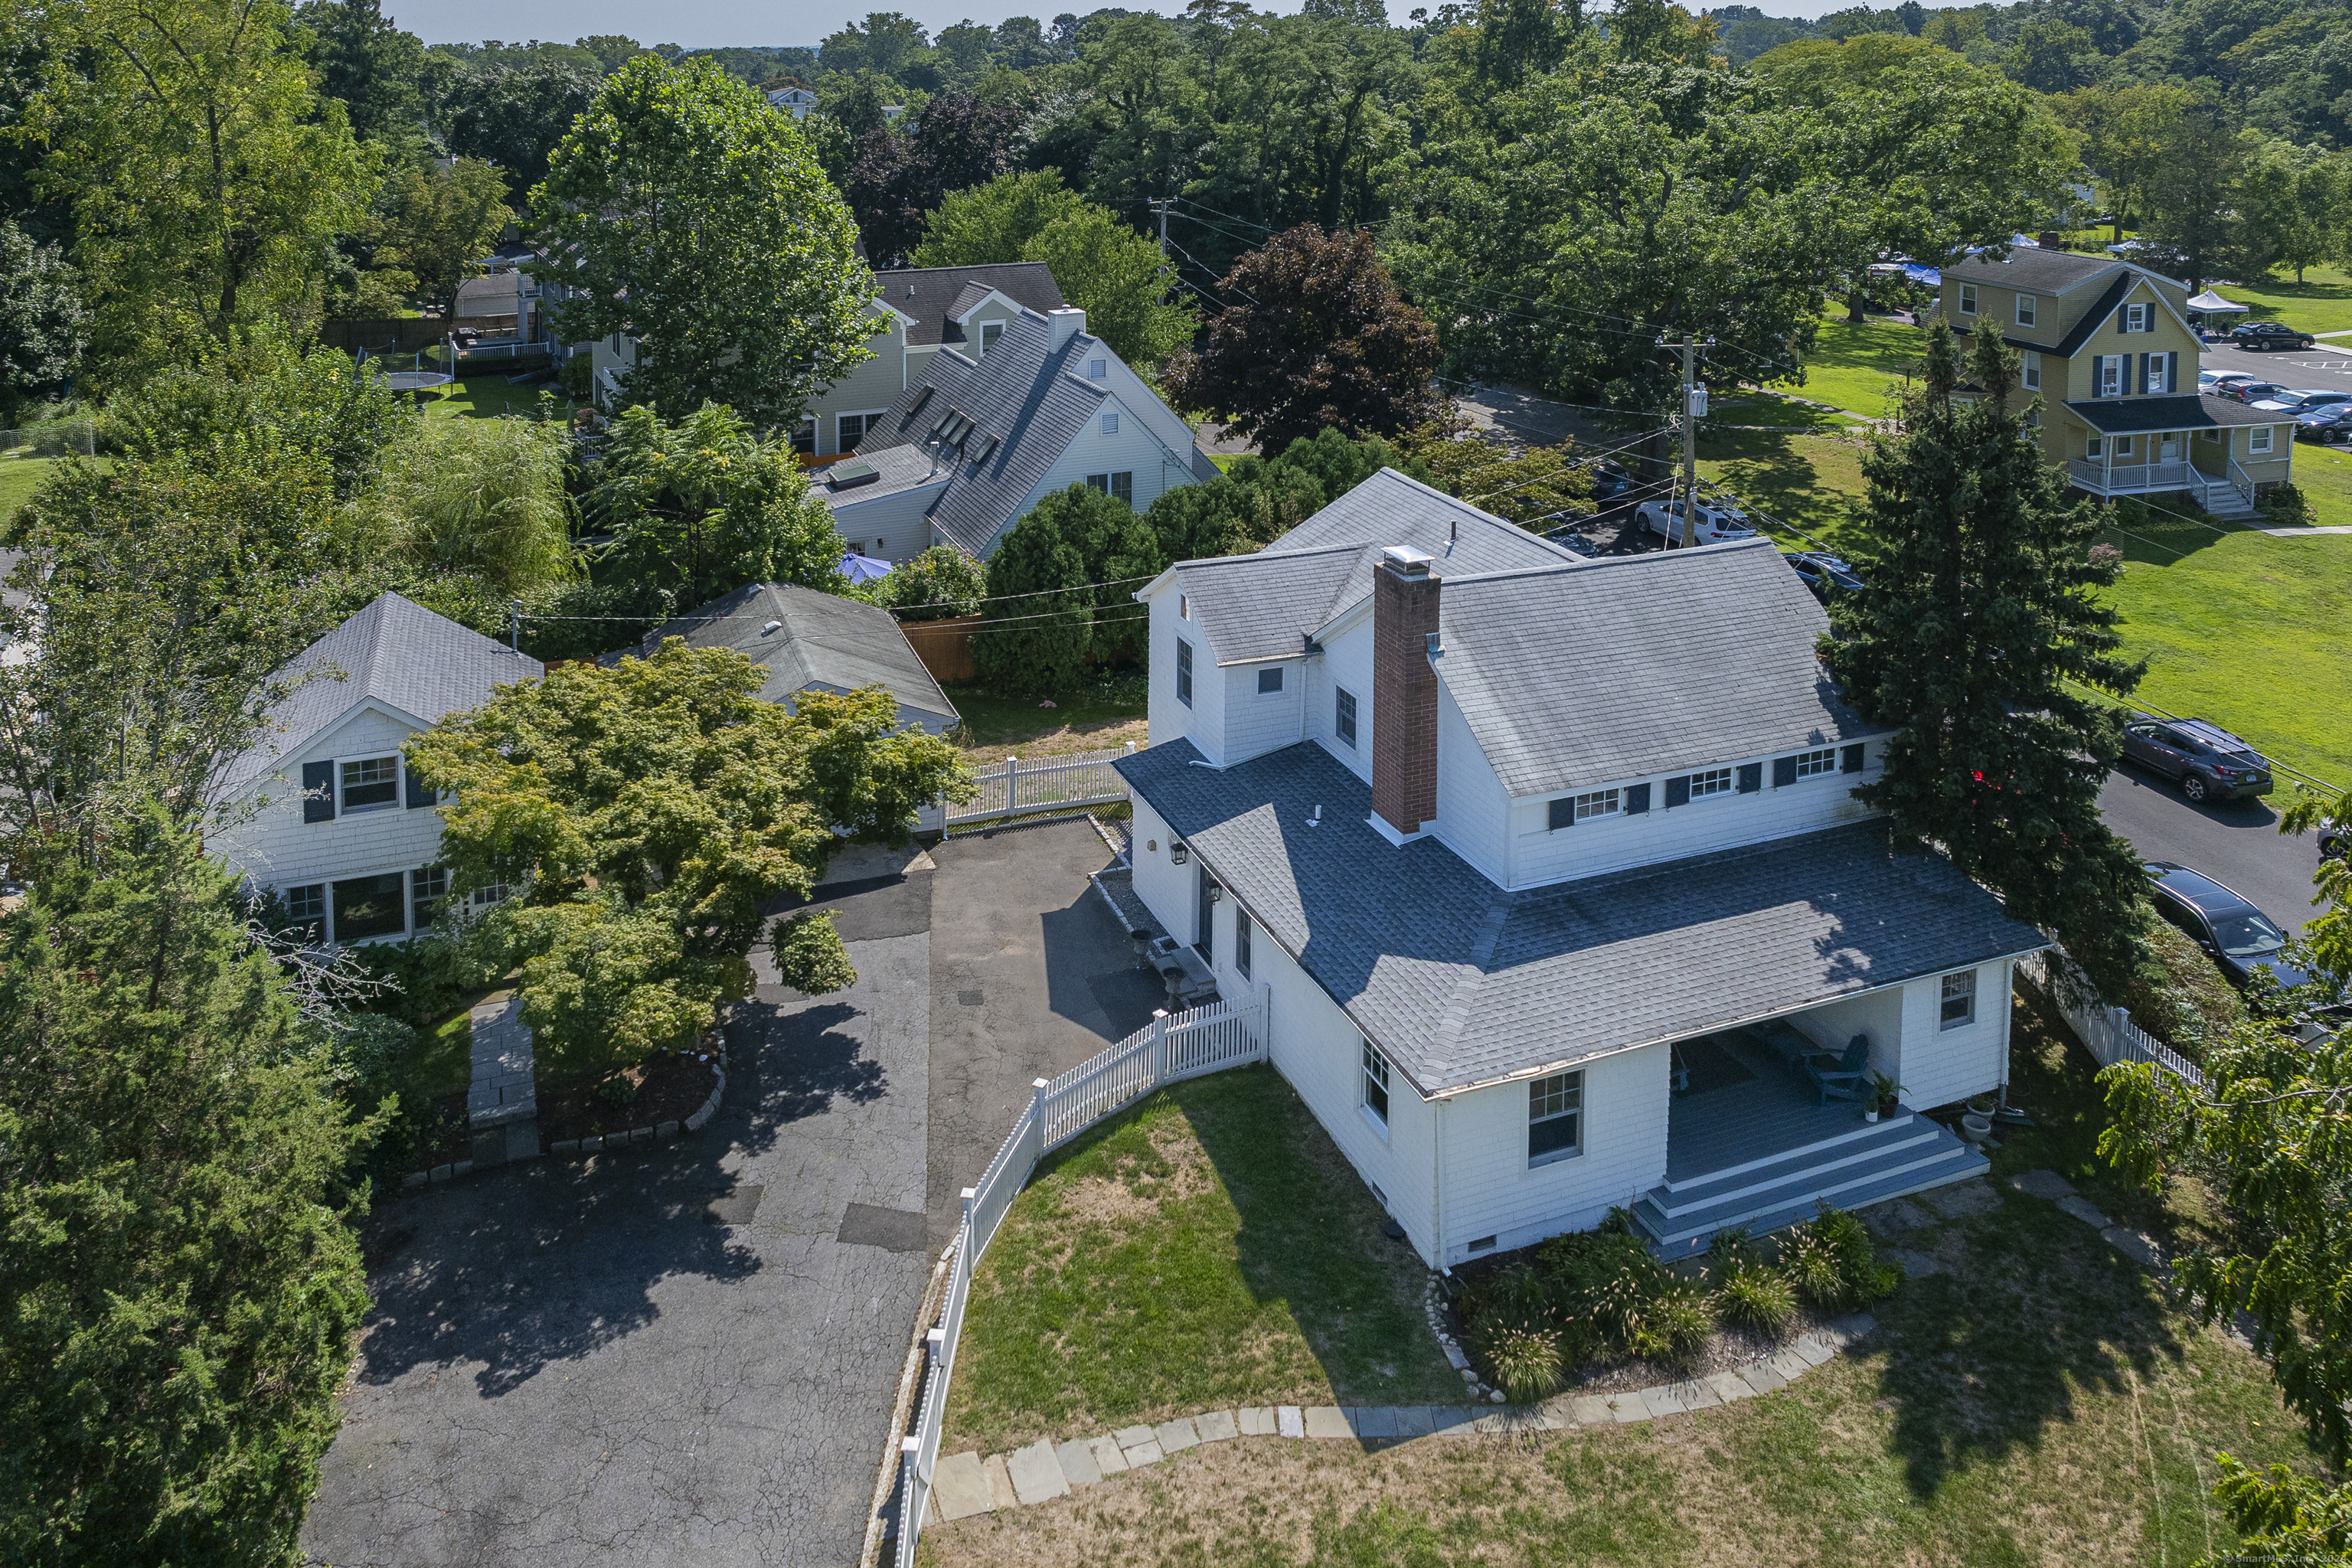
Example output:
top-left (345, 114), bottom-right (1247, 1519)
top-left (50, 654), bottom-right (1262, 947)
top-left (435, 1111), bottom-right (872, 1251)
top-left (1957, 283), bottom-right (1977, 316)
top-left (980, 322), bottom-right (1004, 354)
top-left (2015, 293), bottom-right (2037, 328)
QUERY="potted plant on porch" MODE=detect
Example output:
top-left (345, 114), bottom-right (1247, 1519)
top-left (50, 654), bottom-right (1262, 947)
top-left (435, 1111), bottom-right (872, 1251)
top-left (1870, 1072), bottom-right (1903, 1122)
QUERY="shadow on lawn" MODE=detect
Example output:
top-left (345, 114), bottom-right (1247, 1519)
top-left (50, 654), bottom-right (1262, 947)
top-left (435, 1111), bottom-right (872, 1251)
top-left (2097, 505), bottom-right (2244, 568)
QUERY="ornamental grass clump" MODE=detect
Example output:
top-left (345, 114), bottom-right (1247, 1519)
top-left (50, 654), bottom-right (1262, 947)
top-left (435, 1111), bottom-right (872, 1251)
top-left (1782, 1205), bottom-right (1903, 1310)
top-left (1709, 1227), bottom-right (1798, 1331)
top-left (1537, 1223), bottom-right (1714, 1364)
top-left (1477, 1321), bottom-right (1566, 1406)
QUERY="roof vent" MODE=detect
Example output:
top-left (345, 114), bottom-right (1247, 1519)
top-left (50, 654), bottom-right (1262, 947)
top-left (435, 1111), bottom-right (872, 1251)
top-left (761, 619), bottom-right (782, 634)
top-left (826, 459), bottom-right (880, 491)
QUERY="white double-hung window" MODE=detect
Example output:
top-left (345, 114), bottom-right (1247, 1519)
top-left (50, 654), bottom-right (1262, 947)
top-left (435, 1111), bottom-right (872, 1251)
top-left (1528, 1071), bottom-right (1583, 1166)
top-left (1361, 1040), bottom-right (1391, 1132)
top-left (2015, 293), bottom-right (2037, 328)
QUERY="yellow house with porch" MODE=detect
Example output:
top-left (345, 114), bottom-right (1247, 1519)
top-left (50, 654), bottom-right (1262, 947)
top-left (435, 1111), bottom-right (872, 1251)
top-left (1938, 247), bottom-right (2294, 519)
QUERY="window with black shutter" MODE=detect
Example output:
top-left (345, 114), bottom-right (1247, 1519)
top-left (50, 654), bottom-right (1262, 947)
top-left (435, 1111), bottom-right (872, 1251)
top-left (302, 760), bottom-right (335, 822)
top-left (1772, 756), bottom-right (1799, 788)
top-left (1841, 743), bottom-right (1866, 773)
top-left (1664, 775), bottom-right (1690, 808)
top-left (1547, 797), bottom-right (1574, 831)
top-left (1736, 763), bottom-right (1762, 793)
top-left (1625, 782), bottom-right (1651, 814)
top-left (405, 759), bottom-right (436, 808)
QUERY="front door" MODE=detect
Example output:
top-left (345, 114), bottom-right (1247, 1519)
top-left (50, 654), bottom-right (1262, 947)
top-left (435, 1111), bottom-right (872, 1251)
top-left (1196, 866), bottom-right (1217, 962)
top-left (2160, 434), bottom-right (2179, 465)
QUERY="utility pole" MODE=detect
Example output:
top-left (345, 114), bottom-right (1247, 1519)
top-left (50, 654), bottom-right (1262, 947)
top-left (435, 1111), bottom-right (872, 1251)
top-left (1655, 334), bottom-right (1714, 549)
top-left (1149, 196), bottom-right (1172, 261)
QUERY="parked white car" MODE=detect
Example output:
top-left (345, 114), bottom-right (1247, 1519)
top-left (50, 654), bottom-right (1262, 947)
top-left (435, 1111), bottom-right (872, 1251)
top-left (2200, 368), bottom-right (2256, 393)
top-left (1637, 496), bottom-right (1759, 545)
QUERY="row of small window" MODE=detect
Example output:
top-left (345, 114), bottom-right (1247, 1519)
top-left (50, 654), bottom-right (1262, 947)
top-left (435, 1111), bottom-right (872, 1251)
top-left (1086, 470), bottom-right (1134, 506)
top-left (280, 867), bottom-right (505, 945)
top-left (1955, 285), bottom-right (2167, 340)
top-left (1544, 746), bottom-right (1862, 831)
top-left (1362, 1042), bottom-right (1583, 1168)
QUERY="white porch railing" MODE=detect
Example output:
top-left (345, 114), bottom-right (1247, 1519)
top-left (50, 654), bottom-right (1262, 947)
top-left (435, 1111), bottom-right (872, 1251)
top-left (946, 743), bottom-right (1134, 825)
top-left (2066, 458), bottom-right (2191, 495)
top-left (2023, 952), bottom-right (2207, 1089)
top-left (892, 994), bottom-right (1266, 1567)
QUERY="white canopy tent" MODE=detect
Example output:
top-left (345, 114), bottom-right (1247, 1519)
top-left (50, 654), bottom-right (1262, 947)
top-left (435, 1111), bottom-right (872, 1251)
top-left (2187, 289), bottom-right (2250, 316)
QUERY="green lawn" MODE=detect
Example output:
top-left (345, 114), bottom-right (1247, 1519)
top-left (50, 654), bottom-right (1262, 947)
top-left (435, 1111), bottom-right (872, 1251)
top-left (2206, 263), bottom-right (2352, 337)
top-left (0, 455), bottom-right (60, 528)
top-left (1697, 428), bottom-right (1873, 553)
top-left (2291, 438), bottom-right (2352, 528)
top-left (415, 991), bottom-right (492, 1100)
top-left (1779, 309), bottom-right (1929, 420)
top-left (1710, 390), bottom-right (1870, 431)
top-left (2096, 508), bottom-right (2352, 784)
top-left (421, 374), bottom-right (575, 422)
top-left (923, 1001), bottom-right (2321, 1568)
top-left (939, 1063), bottom-right (1462, 1455)
top-left (945, 671), bottom-right (1149, 760)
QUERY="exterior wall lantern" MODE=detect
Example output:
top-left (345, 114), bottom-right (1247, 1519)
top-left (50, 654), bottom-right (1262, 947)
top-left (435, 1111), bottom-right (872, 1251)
top-left (1170, 841), bottom-right (1189, 864)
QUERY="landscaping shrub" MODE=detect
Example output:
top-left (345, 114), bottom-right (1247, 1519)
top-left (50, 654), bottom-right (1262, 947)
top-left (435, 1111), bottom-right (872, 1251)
top-left (1782, 1205), bottom-right (1902, 1310)
top-left (1534, 1229), bottom-right (1710, 1362)
top-left (2120, 916), bottom-right (2246, 1067)
top-left (1477, 1321), bottom-right (1566, 1405)
top-left (1709, 1230), bottom-right (1798, 1331)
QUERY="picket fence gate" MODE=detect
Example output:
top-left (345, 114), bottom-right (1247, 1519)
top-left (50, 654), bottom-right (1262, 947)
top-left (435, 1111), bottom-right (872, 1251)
top-left (893, 992), bottom-right (1266, 1567)
top-left (946, 743), bottom-right (1134, 825)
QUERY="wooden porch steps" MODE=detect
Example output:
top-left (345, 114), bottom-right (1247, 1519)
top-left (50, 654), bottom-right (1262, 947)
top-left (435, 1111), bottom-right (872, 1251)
top-left (1630, 1112), bottom-right (1988, 1252)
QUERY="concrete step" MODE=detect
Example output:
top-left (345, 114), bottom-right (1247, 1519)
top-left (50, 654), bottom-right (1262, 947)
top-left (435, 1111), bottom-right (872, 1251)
top-left (1632, 1121), bottom-right (1988, 1250)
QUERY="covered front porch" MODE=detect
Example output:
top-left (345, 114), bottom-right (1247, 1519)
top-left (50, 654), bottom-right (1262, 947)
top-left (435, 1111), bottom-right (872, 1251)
top-left (2060, 394), bottom-right (2290, 517)
top-left (1630, 1024), bottom-right (1988, 1253)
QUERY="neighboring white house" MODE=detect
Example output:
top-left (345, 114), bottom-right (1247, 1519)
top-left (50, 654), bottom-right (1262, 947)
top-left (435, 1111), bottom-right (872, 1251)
top-left (816, 302), bottom-right (1214, 562)
top-left (583, 261), bottom-right (1070, 463)
top-left (612, 581), bottom-right (962, 833)
top-left (766, 84), bottom-right (817, 117)
top-left (1114, 472), bottom-right (2048, 1266)
top-left (209, 593), bottom-right (543, 946)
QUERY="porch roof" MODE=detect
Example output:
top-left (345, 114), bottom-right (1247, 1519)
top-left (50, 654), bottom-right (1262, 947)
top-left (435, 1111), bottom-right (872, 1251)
top-left (1117, 739), bottom-right (2049, 1099)
top-left (2065, 394), bottom-right (2285, 436)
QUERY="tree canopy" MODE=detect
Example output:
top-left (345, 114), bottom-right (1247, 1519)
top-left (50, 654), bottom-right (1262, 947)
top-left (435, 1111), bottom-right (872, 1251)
top-left (531, 55), bottom-right (876, 427)
top-left (406, 641), bottom-right (972, 1080)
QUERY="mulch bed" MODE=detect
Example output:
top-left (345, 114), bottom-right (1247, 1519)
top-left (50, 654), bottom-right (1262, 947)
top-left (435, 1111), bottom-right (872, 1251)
top-left (536, 1049), bottom-right (720, 1145)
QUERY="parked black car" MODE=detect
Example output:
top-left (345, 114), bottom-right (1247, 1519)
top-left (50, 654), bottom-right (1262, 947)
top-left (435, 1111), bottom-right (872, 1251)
top-left (2145, 862), bottom-right (2313, 991)
top-left (1583, 460), bottom-right (1632, 500)
top-left (2321, 821), bottom-right (2344, 861)
top-left (1785, 551), bottom-right (1864, 597)
top-left (2120, 715), bottom-right (2273, 803)
top-left (2298, 408), bottom-right (2352, 443)
top-left (2231, 321), bottom-right (2318, 351)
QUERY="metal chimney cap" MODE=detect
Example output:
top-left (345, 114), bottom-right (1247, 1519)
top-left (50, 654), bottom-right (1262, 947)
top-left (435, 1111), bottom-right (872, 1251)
top-left (1380, 544), bottom-right (1435, 575)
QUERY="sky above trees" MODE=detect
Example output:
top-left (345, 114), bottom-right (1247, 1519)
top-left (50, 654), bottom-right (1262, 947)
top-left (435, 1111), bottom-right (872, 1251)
top-left (382, 0), bottom-right (1890, 51)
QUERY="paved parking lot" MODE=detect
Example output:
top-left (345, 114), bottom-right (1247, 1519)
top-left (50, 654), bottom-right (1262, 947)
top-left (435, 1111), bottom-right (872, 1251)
top-left (2201, 337), bottom-right (2352, 399)
top-left (303, 819), bottom-right (1156, 1568)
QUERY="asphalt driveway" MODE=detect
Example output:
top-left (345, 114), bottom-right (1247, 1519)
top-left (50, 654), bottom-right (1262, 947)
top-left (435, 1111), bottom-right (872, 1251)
top-left (302, 818), bottom-right (1155, 1568)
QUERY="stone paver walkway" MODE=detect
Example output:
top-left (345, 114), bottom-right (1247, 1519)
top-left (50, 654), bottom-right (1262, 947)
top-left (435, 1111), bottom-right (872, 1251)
top-left (2011, 1168), bottom-right (2164, 1268)
top-left (466, 995), bottom-right (539, 1165)
top-left (926, 1312), bottom-right (1877, 1527)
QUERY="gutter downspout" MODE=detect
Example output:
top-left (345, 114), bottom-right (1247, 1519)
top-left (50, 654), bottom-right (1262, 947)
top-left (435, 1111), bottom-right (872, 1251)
top-left (1432, 1095), bottom-right (1446, 1270)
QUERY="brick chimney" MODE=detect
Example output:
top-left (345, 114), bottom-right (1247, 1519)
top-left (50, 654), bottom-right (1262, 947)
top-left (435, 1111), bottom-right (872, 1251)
top-left (1370, 545), bottom-right (1440, 839)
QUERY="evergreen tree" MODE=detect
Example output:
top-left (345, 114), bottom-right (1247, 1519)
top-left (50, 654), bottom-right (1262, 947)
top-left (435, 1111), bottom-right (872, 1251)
top-left (0, 809), bottom-right (375, 1564)
top-left (1042, 481), bottom-right (1163, 666)
top-left (1821, 319), bottom-right (2151, 996)
top-left (971, 495), bottom-right (1096, 696)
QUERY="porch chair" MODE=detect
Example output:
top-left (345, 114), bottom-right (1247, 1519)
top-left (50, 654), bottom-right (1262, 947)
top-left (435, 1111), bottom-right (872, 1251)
top-left (1802, 1034), bottom-right (1872, 1105)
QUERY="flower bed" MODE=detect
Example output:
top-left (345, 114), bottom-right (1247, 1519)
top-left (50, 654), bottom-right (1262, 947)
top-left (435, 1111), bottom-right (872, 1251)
top-left (1444, 1206), bottom-right (1902, 1404)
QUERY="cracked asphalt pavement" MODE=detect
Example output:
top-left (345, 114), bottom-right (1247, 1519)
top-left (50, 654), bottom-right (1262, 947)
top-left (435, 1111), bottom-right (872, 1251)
top-left (302, 820), bottom-right (1159, 1568)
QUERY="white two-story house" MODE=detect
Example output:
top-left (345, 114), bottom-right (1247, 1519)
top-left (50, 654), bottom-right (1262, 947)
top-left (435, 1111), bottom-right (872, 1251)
top-left (210, 593), bottom-right (543, 946)
top-left (1114, 472), bottom-right (2048, 1264)
top-left (816, 302), bottom-right (1214, 562)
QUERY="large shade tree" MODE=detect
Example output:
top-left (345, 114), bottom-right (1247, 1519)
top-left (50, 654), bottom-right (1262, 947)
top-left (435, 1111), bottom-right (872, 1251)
top-left (406, 642), bottom-right (973, 1081)
top-left (1166, 224), bottom-right (1442, 451)
top-left (1820, 319), bottom-right (2151, 997)
top-left (531, 55), bottom-right (876, 427)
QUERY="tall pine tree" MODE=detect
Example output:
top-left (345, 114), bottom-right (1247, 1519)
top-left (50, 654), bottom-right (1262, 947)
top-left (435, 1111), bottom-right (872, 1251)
top-left (1822, 318), bottom-right (2151, 995)
top-left (0, 808), bottom-right (377, 1563)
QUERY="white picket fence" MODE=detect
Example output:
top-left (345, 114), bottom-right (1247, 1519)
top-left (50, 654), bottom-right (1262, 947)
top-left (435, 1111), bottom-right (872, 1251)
top-left (2024, 951), bottom-right (2208, 1089)
top-left (893, 993), bottom-right (1267, 1567)
top-left (946, 743), bottom-right (1134, 825)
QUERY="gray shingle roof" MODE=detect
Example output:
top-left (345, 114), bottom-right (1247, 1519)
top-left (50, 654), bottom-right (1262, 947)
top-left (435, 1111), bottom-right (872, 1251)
top-left (871, 262), bottom-right (1065, 348)
top-left (1437, 538), bottom-right (1871, 794)
top-left (1118, 739), bottom-right (2046, 1096)
top-left (1944, 247), bottom-right (2122, 296)
top-left (221, 593), bottom-right (544, 792)
top-left (855, 309), bottom-right (1119, 557)
top-left (623, 582), bottom-right (958, 730)
top-left (2066, 392), bottom-right (2285, 435)
top-left (1170, 469), bottom-right (1582, 665)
